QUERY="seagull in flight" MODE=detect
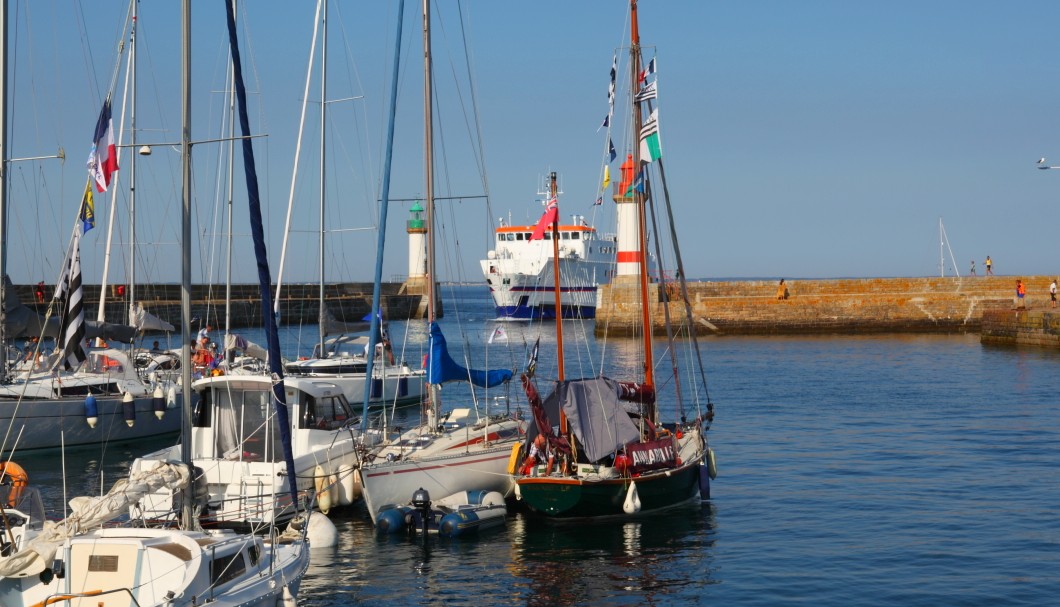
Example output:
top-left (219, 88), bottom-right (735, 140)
top-left (1039, 157), bottom-right (1046, 164)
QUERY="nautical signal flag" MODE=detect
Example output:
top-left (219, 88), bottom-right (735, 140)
top-left (602, 165), bottom-right (611, 190)
top-left (79, 181), bottom-right (95, 233)
top-left (608, 138), bottom-right (617, 163)
top-left (530, 196), bottom-right (559, 241)
top-left (89, 99), bottom-right (118, 192)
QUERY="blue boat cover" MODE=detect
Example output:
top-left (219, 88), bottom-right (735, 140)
top-left (428, 322), bottom-right (512, 388)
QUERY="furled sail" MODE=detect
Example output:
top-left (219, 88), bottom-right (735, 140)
top-left (427, 322), bottom-right (512, 388)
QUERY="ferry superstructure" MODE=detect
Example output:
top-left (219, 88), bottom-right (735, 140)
top-left (481, 216), bottom-right (616, 319)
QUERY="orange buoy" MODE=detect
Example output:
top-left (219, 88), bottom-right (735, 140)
top-left (0, 460), bottom-right (29, 507)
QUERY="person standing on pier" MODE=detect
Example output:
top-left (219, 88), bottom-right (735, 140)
top-left (1016, 279), bottom-right (1026, 309)
top-left (985, 256), bottom-right (993, 275)
top-left (776, 279), bottom-right (789, 300)
top-left (970, 260), bottom-right (976, 276)
top-left (1051, 279), bottom-right (1057, 309)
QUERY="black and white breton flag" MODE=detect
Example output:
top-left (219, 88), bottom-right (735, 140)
top-left (52, 230), bottom-right (88, 371)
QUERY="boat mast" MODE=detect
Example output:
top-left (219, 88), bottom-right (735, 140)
top-left (549, 172), bottom-right (564, 381)
top-left (0, 0), bottom-right (8, 376)
top-left (629, 0), bottom-right (654, 393)
top-left (224, 2), bottom-right (237, 345)
top-left (423, 0), bottom-right (441, 429)
top-left (178, 0), bottom-right (195, 531)
top-left (128, 2), bottom-right (138, 315)
top-left (362, 0), bottom-right (406, 431)
top-left (318, 0), bottom-right (328, 354)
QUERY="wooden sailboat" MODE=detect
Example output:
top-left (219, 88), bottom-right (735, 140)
top-left (512, 0), bottom-right (715, 519)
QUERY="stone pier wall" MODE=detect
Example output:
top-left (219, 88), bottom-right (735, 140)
top-left (9, 282), bottom-right (420, 329)
top-left (980, 309), bottom-right (1060, 348)
top-left (597, 275), bottom-right (1053, 336)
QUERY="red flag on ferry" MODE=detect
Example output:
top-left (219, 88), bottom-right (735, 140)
top-left (529, 196), bottom-right (558, 241)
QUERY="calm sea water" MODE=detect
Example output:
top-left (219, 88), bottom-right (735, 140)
top-left (16, 286), bottom-right (1060, 606)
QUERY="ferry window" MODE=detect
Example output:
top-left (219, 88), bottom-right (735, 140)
top-left (497, 234), bottom-right (504, 242)
top-left (571, 232), bottom-right (580, 240)
top-left (507, 234), bottom-right (516, 241)
top-left (524, 233), bottom-right (531, 240)
top-left (544, 232), bottom-right (551, 240)
top-left (516, 233), bottom-right (524, 241)
top-left (561, 232), bottom-right (570, 240)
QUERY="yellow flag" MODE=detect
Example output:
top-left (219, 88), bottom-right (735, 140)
top-left (601, 165), bottom-right (611, 190)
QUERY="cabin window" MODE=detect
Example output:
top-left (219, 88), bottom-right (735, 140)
top-left (516, 233), bottom-right (524, 241)
top-left (193, 389), bottom-right (212, 427)
top-left (524, 233), bottom-right (531, 240)
top-left (211, 553), bottom-right (248, 587)
top-left (544, 232), bottom-right (551, 240)
top-left (496, 234), bottom-right (504, 242)
top-left (508, 233), bottom-right (516, 241)
top-left (214, 389), bottom-right (281, 462)
top-left (561, 232), bottom-right (570, 240)
top-left (571, 232), bottom-right (580, 240)
top-left (302, 395), bottom-right (353, 430)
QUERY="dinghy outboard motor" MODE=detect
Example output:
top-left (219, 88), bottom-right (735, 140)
top-left (410, 487), bottom-right (432, 536)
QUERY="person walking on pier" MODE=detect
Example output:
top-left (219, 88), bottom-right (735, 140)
top-left (1016, 279), bottom-right (1026, 309)
top-left (985, 256), bottom-right (993, 275)
top-left (1051, 279), bottom-right (1057, 309)
top-left (776, 278), bottom-right (789, 300)
top-left (970, 260), bottom-right (976, 276)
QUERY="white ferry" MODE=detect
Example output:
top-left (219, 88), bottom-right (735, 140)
top-left (480, 216), bottom-right (616, 319)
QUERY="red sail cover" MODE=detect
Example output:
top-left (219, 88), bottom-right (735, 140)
top-left (617, 381), bottom-right (655, 405)
top-left (627, 436), bottom-right (677, 473)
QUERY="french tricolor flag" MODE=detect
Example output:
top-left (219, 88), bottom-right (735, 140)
top-left (89, 99), bottom-right (118, 192)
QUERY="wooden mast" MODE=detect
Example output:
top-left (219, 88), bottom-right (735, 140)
top-left (630, 0), bottom-right (655, 407)
top-left (550, 172), bottom-right (564, 382)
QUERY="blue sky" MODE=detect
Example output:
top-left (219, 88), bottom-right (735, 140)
top-left (5, 1), bottom-right (1060, 287)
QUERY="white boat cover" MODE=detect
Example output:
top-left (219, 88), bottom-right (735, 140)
top-left (0, 462), bottom-right (189, 578)
top-left (129, 301), bottom-right (175, 332)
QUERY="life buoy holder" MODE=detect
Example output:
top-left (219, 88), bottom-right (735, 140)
top-left (0, 460), bottom-right (29, 507)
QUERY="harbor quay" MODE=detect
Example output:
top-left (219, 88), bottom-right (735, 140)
top-left (10, 281), bottom-right (422, 330)
top-left (597, 275), bottom-right (1060, 347)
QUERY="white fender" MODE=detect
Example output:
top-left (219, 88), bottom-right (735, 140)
top-left (313, 465), bottom-right (332, 514)
top-left (337, 463), bottom-right (360, 505)
top-left (707, 448), bottom-right (718, 480)
top-left (281, 584), bottom-right (298, 607)
top-left (306, 511), bottom-right (339, 548)
top-left (166, 384), bottom-right (178, 409)
top-left (327, 472), bottom-right (339, 508)
top-left (622, 481), bottom-right (641, 514)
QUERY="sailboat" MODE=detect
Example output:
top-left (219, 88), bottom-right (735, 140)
top-left (0, 2), bottom-right (309, 604)
top-left (0, 1), bottom-right (180, 453)
top-left (512, 1), bottom-right (716, 519)
top-left (129, 0), bottom-right (371, 530)
top-left (357, 0), bottom-right (527, 524)
top-left (277, 0), bottom-right (426, 410)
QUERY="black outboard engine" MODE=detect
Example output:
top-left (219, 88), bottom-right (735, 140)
top-left (409, 487), bottom-right (432, 536)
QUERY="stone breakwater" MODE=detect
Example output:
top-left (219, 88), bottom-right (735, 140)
top-left (980, 309), bottom-right (1060, 348)
top-left (11, 282), bottom-right (422, 329)
top-left (596, 275), bottom-right (1056, 337)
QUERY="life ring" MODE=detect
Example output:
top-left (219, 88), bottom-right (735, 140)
top-left (0, 460), bottom-right (29, 507)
